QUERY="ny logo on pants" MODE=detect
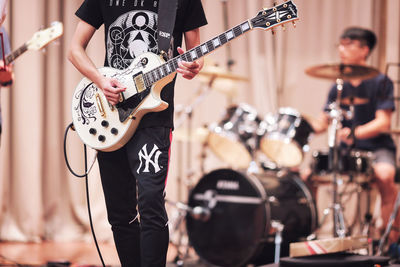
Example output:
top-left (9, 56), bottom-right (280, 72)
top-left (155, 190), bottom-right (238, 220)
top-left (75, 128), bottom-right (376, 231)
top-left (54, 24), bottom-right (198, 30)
top-left (137, 144), bottom-right (162, 174)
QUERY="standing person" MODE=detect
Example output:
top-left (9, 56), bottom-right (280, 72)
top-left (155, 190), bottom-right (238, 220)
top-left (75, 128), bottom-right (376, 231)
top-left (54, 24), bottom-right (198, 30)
top-left (309, 27), bottom-right (398, 245)
top-left (0, 0), bottom-right (13, 144)
top-left (68, 0), bottom-right (207, 266)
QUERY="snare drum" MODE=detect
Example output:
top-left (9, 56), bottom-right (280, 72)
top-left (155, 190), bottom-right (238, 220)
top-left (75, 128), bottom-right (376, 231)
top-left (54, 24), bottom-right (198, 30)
top-left (208, 103), bottom-right (263, 168)
top-left (312, 150), bottom-right (374, 183)
top-left (260, 107), bottom-right (314, 167)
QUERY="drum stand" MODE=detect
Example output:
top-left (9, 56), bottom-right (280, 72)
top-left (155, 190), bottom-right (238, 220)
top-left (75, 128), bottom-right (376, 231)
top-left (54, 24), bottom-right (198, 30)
top-left (271, 220), bottom-right (284, 264)
top-left (166, 200), bottom-right (191, 266)
top-left (322, 78), bottom-right (348, 238)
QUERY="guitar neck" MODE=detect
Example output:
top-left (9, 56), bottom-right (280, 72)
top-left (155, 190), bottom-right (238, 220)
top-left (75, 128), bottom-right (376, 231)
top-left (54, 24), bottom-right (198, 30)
top-left (143, 20), bottom-right (252, 86)
top-left (5, 43), bottom-right (28, 65)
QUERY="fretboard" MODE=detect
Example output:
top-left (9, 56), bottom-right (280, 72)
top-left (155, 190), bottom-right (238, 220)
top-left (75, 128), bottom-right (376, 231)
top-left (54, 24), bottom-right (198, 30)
top-left (142, 20), bottom-right (252, 87)
top-left (5, 44), bottom-right (28, 65)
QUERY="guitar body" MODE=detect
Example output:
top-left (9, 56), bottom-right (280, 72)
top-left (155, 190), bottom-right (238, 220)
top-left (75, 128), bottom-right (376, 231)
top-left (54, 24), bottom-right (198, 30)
top-left (71, 52), bottom-right (176, 152)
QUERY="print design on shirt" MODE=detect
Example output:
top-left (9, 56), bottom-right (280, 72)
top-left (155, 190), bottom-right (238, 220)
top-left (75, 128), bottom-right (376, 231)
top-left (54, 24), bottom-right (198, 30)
top-left (107, 10), bottom-right (159, 70)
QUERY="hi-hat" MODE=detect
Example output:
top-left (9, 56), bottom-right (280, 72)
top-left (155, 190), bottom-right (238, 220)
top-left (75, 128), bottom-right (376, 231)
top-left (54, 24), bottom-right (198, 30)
top-left (199, 65), bottom-right (249, 81)
top-left (340, 96), bottom-right (369, 106)
top-left (305, 64), bottom-right (379, 81)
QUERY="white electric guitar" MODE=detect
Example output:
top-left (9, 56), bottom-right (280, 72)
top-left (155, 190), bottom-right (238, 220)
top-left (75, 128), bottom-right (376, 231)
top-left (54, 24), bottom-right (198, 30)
top-left (3, 21), bottom-right (63, 65)
top-left (71, 1), bottom-right (298, 152)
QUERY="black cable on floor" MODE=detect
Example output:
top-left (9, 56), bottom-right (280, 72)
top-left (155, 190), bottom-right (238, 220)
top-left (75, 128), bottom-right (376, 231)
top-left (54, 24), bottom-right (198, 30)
top-left (63, 123), bottom-right (106, 267)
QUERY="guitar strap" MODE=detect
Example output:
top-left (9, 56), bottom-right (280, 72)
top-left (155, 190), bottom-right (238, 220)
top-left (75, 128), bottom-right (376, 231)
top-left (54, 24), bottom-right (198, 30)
top-left (157, 0), bottom-right (178, 60)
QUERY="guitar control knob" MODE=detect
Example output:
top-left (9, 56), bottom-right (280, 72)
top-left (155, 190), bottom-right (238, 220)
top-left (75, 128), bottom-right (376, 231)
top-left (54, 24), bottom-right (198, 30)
top-left (98, 135), bottom-right (106, 142)
top-left (111, 128), bottom-right (118, 135)
top-left (101, 120), bottom-right (109, 127)
top-left (89, 128), bottom-right (97, 135)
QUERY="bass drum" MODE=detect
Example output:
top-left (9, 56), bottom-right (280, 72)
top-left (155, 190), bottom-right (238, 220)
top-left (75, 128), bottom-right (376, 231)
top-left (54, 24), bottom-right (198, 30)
top-left (186, 169), bottom-right (318, 267)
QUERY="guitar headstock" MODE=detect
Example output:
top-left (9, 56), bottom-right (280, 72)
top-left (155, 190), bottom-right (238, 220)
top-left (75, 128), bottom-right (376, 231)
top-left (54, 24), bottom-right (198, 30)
top-left (250, 1), bottom-right (298, 31)
top-left (26, 21), bottom-right (64, 51)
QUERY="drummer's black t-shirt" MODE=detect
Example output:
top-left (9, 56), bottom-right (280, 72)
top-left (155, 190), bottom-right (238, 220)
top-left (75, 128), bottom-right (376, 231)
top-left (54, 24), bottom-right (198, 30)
top-left (75, 0), bottom-right (207, 130)
top-left (324, 73), bottom-right (396, 152)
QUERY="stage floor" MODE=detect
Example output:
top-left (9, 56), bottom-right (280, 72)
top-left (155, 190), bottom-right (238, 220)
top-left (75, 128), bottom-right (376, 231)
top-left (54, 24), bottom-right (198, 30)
top-left (0, 241), bottom-right (209, 267)
top-left (0, 241), bottom-right (120, 266)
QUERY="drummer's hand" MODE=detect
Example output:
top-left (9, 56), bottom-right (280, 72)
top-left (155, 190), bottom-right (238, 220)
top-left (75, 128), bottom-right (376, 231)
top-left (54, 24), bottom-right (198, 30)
top-left (299, 166), bottom-right (313, 182)
top-left (338, 127), bottom-right (354, 146)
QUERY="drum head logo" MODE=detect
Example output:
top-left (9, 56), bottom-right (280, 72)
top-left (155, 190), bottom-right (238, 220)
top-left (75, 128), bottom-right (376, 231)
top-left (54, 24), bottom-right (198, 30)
top-left (216, 180), bottom-right (240, 190)
top-left (137, 144), bottom-right (162, 174)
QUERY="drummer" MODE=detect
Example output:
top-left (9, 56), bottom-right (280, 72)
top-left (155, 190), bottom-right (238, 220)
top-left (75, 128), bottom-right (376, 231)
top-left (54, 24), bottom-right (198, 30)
top-left (307, 27), bottom-right (398, 245)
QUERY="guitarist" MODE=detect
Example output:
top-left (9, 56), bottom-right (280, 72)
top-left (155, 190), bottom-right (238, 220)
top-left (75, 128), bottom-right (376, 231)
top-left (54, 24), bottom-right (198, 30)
top-left (0, 0), bottom-right (13, 144)
top-left (68, 0), bottom-right (207, 266)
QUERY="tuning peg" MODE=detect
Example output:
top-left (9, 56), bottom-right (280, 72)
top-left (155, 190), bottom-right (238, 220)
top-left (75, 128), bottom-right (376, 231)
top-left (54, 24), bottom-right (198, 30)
top-left (281, 25), bottom-right (286, 31)
top-left (271, 29), bottom-right (275, 35)
top-left (292, 21), bottom-right (297, 28)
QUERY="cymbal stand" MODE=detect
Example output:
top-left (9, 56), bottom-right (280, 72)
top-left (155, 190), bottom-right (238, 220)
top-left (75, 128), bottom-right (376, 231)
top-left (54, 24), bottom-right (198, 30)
top-left (221, 0), bottom-right (235, 105)
top-left (327, 78), bottom-right (347, 238)
top-left (169, 77), bottom-right (216, 265)
top-left (175, 77), bottom-right (216, 194)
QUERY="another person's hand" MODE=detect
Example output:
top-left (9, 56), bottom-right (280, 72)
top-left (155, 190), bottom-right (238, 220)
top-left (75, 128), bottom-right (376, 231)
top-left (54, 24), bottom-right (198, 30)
top-left (98, 76), bottom-right (126, 105)
top-left (0, 60), bottom-right (13, 86)
top-left (0, 0), bottom-right (7, 26)
top-left (176, 47), bottom-right (202, 80)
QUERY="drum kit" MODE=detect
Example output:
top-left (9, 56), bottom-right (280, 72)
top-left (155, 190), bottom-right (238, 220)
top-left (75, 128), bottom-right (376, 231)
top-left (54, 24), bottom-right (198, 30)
top-left (167, 62), bottom-right (385, 267)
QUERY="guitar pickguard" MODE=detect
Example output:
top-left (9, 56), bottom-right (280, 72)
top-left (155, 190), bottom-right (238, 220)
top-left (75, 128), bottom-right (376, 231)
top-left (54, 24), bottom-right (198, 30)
top-left (116, 88), bottom-right (151, 122)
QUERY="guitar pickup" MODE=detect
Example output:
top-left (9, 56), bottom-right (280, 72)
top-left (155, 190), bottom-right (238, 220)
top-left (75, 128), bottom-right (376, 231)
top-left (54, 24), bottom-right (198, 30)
top-left (133, 73), bottom-right (145, 93)
top-left (119, 92), bottom-right (125, 103)
top-left (96, 93), bottom-right (106, 117)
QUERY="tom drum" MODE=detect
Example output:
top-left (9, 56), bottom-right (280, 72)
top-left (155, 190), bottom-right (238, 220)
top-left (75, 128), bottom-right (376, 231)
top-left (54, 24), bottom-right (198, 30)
top-left (260, 107), bottom-right (314, 167)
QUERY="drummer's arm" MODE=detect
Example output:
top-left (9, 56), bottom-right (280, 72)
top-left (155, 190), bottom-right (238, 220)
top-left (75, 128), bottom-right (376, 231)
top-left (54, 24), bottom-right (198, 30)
top-left (309, 111), bottom-right (330, 134)
top-left (354, 109), bottom-right (392, 139)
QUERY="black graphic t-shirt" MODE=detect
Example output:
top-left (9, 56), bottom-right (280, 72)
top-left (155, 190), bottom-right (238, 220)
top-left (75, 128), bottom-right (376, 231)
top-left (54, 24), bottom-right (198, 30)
top-left (75, 0), bottom-right (207, 130)
top-left (324, 73), bottom-right (396, 152)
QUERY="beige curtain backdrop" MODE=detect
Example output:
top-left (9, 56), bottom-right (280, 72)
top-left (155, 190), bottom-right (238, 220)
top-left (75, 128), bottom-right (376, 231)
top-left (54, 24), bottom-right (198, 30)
top-left (0, 0), bottom-right (399, 243)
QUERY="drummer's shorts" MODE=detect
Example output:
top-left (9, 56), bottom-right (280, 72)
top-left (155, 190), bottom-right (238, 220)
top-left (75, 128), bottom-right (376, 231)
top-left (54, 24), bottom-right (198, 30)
top-left (373, 148), bottom-right (396, 167)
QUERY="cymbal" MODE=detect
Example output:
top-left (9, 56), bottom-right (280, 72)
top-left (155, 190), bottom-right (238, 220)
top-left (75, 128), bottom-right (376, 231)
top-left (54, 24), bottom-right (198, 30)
top-left (340, 96), bottom-right (369, 106)
top-left (173, 127), bottom-right (209, 142)
top-left (305, 64), bottom-right (379, 81)
top-left (199, 65), bottom-right (249, 81)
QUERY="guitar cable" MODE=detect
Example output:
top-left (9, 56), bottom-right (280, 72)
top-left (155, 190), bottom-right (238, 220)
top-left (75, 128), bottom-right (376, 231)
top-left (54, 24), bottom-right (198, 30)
top-left (63, 123), bottom-right (106, 267)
